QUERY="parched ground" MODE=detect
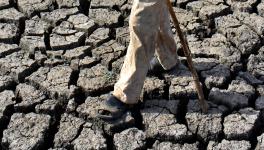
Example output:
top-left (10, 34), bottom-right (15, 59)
top-left (0, 0), bottom-right (264, 149)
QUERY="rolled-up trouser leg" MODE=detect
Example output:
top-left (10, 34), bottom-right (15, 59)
top-left (155, 0), bottom-right (179, 70)
top-left (113, 0), bottom-right (162, 104)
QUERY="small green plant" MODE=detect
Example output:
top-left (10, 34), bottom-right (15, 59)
top-left (104, 71), bottom-right (116, 83)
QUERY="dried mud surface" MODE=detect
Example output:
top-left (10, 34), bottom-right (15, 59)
top-left (0, 0), bottom-right (264, 149)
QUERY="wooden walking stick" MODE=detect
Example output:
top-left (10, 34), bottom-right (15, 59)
top-left (166, 0), bottom-right (208, 113)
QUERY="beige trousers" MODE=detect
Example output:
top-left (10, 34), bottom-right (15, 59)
top-left (113, 0), bottom-right (179, 104)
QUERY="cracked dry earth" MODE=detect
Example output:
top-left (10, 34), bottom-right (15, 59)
top-left (1, 0), bottom-right (264, 149)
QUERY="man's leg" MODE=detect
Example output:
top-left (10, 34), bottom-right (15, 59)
top-left (112, 0), bottom-right (162, 104)
top-left (155, 0), bottom-right (180, 70)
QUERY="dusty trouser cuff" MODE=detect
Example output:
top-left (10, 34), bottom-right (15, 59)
top-left (158, 54), bottom-right (180, 70)
top-left (113, 87), bottom-right (139, 105)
